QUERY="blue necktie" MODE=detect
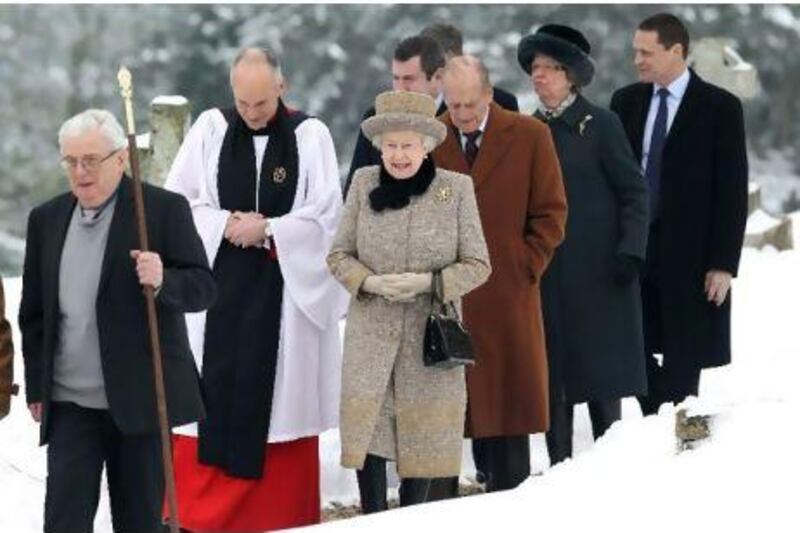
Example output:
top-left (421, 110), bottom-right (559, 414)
top-left (644, 88), bottom-right (670, 222)
top-left (464, 130), bottom-right (482, 168)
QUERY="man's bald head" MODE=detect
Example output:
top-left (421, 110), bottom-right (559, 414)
top-left (229, 47), bottom-right (283, 130)
top-left (229, 47), bottom-right (282, 85)
top-left (442, 55), bottom-right (492, 94)
top-left (442, 55), bottom-right (493, 134)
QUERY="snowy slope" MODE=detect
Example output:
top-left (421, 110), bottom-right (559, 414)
top-left (2, 247), bottom-right (799, 532)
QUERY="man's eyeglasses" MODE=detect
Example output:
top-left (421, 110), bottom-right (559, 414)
top-left (60, 149), bottom-right (120, 172)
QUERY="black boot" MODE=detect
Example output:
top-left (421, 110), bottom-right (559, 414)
top-left (398, 478), bottom-right (431, 507)
top-left (426, 476), bottom-right (459, 501)
top-left (588, 399), bottom-right (622, 440)
top-left (479, 435), bottom-right (531, 493)
top-left (356, 454), bottom-right (388, 514)
top-left (545, 395), bottom-right (574, 466)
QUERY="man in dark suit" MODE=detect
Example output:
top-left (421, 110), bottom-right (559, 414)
top-left (420, 22), bottom-right (519, 112)
top-left (19, 109), bottom-right (215, 533)
top-left (343, 29), bottom-right (521, 198)
top-left (610, 13), bottom-right (748, 415)
top-left (343, 35), bottom-right (446, 197)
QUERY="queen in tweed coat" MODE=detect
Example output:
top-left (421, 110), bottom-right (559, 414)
top-left (327, 93), bottom-right (491, 479)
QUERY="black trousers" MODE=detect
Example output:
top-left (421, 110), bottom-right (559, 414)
top-left (428, 435), bottom-right (530, 499)
top-left (545, 395), bottom-right (621, 466)
top-left (638, 223), bottom-right (702, 416)
top-left (472, 435), bottom-right (531, 492)
top-left (355, 454), bottom-right (431, 514)
top-left (638, 349), bottom-right (702, 415)
top-left (44, 402), bottom-right (163, 533)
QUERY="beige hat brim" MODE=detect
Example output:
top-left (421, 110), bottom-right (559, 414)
top-left (361, 113), bottom-right (447, 149)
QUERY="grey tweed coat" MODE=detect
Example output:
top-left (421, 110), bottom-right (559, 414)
top-left (327, 165), bottom-right (490, 478)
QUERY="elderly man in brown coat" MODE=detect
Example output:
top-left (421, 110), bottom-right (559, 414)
top-left (432, 55), bottom-right (567, 493)
top-left (1, 276), bottom-right (16, 420)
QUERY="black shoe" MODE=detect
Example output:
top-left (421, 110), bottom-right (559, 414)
top-left (399, 478), bottom-right (431, 507)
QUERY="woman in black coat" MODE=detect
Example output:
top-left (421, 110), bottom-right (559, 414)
top-left (517, 25), bottom-right (649, 465)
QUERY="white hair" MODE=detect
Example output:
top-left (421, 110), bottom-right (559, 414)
top-left (371, 132), bottom-right (439, 153)
top-left (58, 109), bottom-right (127, 151)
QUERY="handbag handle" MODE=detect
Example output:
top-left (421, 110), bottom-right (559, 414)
top-left (430, 271), bottom-right (445, 306)
top-left (430, 271), bottom-right (461, 319)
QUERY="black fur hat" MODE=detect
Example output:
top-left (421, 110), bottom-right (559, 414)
top-left (517, 24), bottom-right (595, 87)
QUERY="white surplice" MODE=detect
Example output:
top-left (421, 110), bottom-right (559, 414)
top-left (165, 108), bottom-right (348, 443)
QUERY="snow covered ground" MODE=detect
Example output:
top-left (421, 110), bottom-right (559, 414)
top-left (2, 244), bottom-right (799, 532)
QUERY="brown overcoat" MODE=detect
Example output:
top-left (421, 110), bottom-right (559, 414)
top-left (1, 276), bottom-right (15, 419)
top-left (433, 102), bottom-right (567, 438)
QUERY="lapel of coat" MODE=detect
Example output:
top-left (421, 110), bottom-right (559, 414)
top-left (97, 177), bottom-right (134, 297)
top-left (556, 94), bottom-right (593, 132)
top-left (631, 83), bottom-right (652, 162)
top-left (665, 69), bottom-right (703, 146)
top-left (469, 102), bottom-right (515, 190)
top-left (436, 113), bottom-right (471, 176)
top-left (44, 195), bottom-right (77, 318)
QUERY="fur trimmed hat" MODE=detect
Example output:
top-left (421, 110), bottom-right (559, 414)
top-left (517, 24), bottom-right (595, 87)
top-left (361, 91), bottom-right (447, 149)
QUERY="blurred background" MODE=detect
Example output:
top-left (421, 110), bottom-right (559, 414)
top-left (1, 3), bottom-right (799, 275)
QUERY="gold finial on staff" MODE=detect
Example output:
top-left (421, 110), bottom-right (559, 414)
top-left (117, 66), bottom-right (136, 135)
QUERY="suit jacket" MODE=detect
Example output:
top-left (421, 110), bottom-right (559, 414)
top-left (433, 102), bottom-right (567, 438)
top-left (343, 86), bottom-right (519, 197)
top-left (19, 176), bottom-right (215, 444)
top-left (610, 70), bottom-right (748, 368)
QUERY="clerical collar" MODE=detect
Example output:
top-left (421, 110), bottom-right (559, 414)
top-left (78, 182), bottom-right (120, 222)
top-left (538, 92), bottom-right (577, 122)
top-left (241, 100), bottom-right (285, 137)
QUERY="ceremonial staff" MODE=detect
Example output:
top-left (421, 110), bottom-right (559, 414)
top-left (117, 66), bottom-right (181, 533)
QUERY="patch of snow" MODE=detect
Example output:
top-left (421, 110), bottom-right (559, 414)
top-left (0, 230), bottom-right (25, 254)
top-left (151, 95), bottom-right (188, 107)
top-left (764, 4), bottom-right (800, 34)
top-left (136, 132), bottom-right (150, 150)
top-left (2, 247), bottom-right (799, 532)
top-left (749, 150), bottom-right (800, 214)
top-left (789, 211), bottom-right (800, 248)
top-left (746, 207), bottom-right (782, 234)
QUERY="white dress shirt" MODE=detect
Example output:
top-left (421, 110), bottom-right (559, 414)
top-left (641, 67), bottom-right (690, 171)
top-left (458, 107), bottom-right (491, 151)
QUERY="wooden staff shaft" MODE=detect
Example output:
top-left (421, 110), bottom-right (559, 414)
top-left (119, 67), bottom-right (180, 533)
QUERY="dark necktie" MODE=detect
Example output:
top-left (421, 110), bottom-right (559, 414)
top-left (463, 130), bottom-right (482, 168)
top-left (644, 88), bottom-right (670, 222)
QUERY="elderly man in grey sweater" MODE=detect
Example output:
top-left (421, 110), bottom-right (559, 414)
top-left (19, 109), bottom-right (215, 533)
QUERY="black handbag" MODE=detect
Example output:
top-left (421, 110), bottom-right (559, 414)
top-left (423, 271), bottom-right (476, 369)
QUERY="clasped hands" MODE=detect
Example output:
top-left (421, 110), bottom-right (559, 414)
top-left (362, 272), bottom-right (433, 302)
top-left (225, 211), bottom-right (269, 248)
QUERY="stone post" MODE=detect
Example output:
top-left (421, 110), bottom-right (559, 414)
top-left (689, 38), bottom-right (760, 99)
top-left (147, 96), bottom-right (191, 186)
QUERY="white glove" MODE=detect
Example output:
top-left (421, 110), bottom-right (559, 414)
top-left (388, 272), bottom-right (433, 302)
top-left (362, 273), bottom-right (432, 302)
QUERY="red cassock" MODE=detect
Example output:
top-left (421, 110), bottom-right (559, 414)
top-left (166, 434), bottom-right (320, 531)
